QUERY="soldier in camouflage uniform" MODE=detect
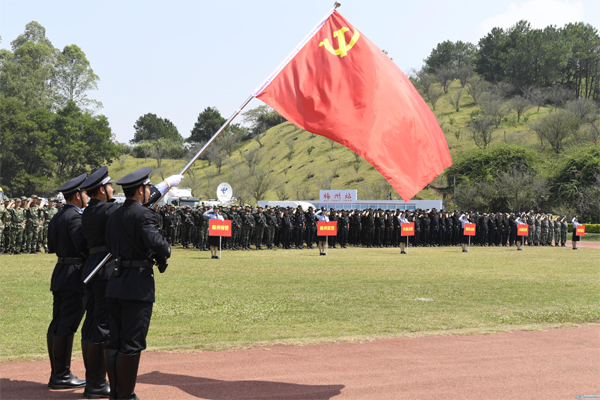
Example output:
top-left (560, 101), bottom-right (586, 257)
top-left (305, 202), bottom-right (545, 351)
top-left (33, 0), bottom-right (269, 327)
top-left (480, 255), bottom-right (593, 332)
top-left (540, 215), bottom-right (548, 246)
top-left (265, 207), bottom-right (278, 249)
top-left (240, 205), bottom-right (255, 250)
top-left (24, 195), bottom-right (42, 253)
top-left (42, 201), bottom-right (59, 253)
top-left (546, 215), bottom-right (554, 246)
top-left (553, 216), bottom-right (561, 246)
top-left (526, 212), bottom-right (534, 246)
top-left (181, 206), bottom-right (194, 248)
top-left (8, 198), bottom-right (26, 254)
top-left (253, 206), bottom-right (267, 250)
top-left (230, 205), bottom-right (242, 250)
top-left (560, 216), bottom-right (568, 246)
top-left (0, 199), bottom-right (12, 254)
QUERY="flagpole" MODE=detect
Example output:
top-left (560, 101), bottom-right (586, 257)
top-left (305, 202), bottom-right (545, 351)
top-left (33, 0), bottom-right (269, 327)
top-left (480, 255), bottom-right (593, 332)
top-left (153, 94), bottom-right (255, 206)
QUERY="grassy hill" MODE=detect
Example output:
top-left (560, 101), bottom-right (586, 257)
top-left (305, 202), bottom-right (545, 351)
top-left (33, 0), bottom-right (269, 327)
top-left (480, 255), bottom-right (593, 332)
top-left (109, 79), bottom-right (557, 205)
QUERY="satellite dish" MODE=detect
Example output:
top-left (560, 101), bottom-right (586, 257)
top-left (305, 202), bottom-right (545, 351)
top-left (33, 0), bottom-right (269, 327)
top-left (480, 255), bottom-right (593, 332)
top-left (217, 182), bottom-right (233, 202)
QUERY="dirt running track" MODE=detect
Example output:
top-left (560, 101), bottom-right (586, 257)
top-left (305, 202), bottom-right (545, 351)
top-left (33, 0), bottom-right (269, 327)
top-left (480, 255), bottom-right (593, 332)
top-left (2, 325), bottom-right (599, 400)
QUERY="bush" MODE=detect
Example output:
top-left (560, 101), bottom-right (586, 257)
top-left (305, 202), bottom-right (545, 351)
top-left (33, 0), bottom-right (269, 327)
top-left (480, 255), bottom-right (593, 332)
top-left (568, 223), bottom-right (600, 233)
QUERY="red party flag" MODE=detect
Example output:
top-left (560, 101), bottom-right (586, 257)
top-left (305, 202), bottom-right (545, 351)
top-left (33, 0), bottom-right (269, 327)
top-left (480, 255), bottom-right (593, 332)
top-left (254, 8), bottom-right (452, 201)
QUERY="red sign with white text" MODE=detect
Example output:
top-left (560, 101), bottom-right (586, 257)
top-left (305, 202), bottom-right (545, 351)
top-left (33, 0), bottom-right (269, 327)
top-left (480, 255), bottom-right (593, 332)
top-left (463, 223), bottom-right (476, 236)
top-left (317, 221), bottom-right (338, 236)
top-left (576, 225), bottom-right (586, 236)
top-left (401, 222), bottom-right (415, 236)
top-left (209, 220), bottom-right (232, 237)
top-left (517, 224), bottom-right (529, 237)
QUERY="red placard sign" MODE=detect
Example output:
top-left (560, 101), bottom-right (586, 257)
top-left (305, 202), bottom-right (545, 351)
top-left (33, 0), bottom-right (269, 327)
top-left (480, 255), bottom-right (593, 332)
top-left (517, 224), bottom-right (529, 236)
top-left (463, 223), bottom-right (476, 236)
top-left (209, 220), bottom-right (232, 237)
top-left (401, 222), bottom-right (415, 236)
top-left (576, 225), bottom-right (586, 236)
top-left (317, 221), bottom-right (338, 236)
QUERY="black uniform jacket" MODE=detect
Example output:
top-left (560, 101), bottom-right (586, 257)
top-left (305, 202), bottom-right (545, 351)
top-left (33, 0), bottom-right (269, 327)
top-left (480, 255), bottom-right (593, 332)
top-left (105, 199), bottom-right (171, 302)
top-left (48, 204), bottom-right (88, 293)
top-left (82, 198), bottom-right (120, 281)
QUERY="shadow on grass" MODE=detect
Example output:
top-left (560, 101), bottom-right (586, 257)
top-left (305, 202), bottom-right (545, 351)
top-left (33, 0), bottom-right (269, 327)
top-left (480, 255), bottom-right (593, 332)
top-left (0, 378), bottom-right (84, 399)
top-left (138, 370), bottom-right (345, 399)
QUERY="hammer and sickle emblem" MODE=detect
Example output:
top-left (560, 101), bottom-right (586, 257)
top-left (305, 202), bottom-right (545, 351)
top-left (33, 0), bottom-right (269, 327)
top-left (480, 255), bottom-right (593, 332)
top-left (319, 27), bottom-right (360, 58)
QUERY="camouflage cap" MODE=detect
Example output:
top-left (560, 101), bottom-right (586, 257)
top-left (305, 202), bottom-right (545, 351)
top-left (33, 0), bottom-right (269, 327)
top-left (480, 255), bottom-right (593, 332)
top-left (20, 196), bottom-right (27, 201)
top-left (31, 194), bottom-right (38, 199)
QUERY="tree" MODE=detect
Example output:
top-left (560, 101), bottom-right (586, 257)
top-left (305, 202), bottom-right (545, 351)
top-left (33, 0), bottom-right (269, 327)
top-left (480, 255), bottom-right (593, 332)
top-left (530, 110), bottom-right (579, 153)
top-left (445, 144), bottom-right (539, 186)
top-left (470, 117), bottom-right (494, 149)
top-left (523, 86), bottom-right (547, 112)
top-left (52, 44), bottom-right (101, 111)
top-left (456, 65), bottom-right (474, 87)
top-left (549, 86), bottom-right (572, 110)
top-left (478, 92), bottom-right (507, 127)
top-left (188, 107), bottom-right (225, 143)
top-left (0, 21), bottom-right (57, 110)
top-left (248, 166), bottom-right (274, 202)
top-left (424, 40), bottom-right (475, 73)
top-left (435, 65), bottom-right (454, 93)
top-left (131, 113), bottom-right (182, 143)
top-left (242, 105), bottom-right (286, 147)
top-left (447, 89), bottom-right (464, 112)
top-left (510, 95), bottom-right (531, 122)
top-left (496, 167), bottom-right (548, 212)
top-left (426, 87), bottom-right (444, 111)
top-left (467, 75), bottom-right (489, 105)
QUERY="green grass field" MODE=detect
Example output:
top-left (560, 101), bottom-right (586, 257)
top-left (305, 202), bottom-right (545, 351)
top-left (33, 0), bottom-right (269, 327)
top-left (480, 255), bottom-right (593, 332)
top-left (1, 246), bottom-right (598, 362)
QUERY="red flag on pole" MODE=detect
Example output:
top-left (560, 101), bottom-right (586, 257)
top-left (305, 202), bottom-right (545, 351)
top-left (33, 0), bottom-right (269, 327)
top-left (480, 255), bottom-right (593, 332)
top-left (254, 7), bottom-right (452, 201)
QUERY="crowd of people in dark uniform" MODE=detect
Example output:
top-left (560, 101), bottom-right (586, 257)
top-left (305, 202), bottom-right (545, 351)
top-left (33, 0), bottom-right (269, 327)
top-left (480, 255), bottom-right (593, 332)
top-left (155, 205), bottom-right (578, 252)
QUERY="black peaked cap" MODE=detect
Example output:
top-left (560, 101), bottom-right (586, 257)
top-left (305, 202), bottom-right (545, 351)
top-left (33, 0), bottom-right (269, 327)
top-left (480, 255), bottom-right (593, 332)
top-left (81, 166), bottom-right (111, 190)
top-left (57, 173), bottom-right (88, 195)
top-left (116, 167), bottom-right (152, 188)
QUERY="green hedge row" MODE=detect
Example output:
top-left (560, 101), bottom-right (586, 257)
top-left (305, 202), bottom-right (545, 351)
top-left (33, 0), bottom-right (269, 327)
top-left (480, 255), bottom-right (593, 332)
top-left (568, 224), bottom-right (600, 234)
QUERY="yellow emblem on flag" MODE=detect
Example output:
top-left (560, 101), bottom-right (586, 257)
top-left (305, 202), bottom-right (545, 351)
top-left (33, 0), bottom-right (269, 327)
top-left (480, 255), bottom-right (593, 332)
top-left (319, 27), bottom-right (360, 58)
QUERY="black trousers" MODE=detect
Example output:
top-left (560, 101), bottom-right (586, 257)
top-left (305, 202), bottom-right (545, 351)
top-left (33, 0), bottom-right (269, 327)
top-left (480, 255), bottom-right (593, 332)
top-left (106, 299), bottom-right (153, 354)
top-left (48, 290), bottom-right (86, 337)
top-left (81, 279), bottom-right (111, 343)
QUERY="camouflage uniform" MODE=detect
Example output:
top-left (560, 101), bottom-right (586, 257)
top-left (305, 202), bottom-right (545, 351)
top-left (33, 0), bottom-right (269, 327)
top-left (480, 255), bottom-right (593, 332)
top-left (201, 213), bottom-right (210, 250)
top-left (0, 202), bottom-right (7, 254)
top-left (24, 197), bottom-right (41, 253)
top-left (42, 204), bottom-right (58, 253)
top-left (540, 217), bottom-right (548, 246)
top-left (9, 200), bottom-right (26, 254)
top-left (230, 209), bottom-right (242, 250)
top-left (534, 216), bottom-right (541, 245)
top-left (265, 210), bottom-right (278, 249)
top-left (527, 214), bottom-right (534, 245)
top-left (560, 218), bottom-right (568, 246)
top-left (253, 209), bottom-right (267, 250)
top-left (546, 217), bottom-right (554, 246)
top-left (553, 218), bottom-right (561, 246)
top-left (240, 207), bottom-right (255, 250)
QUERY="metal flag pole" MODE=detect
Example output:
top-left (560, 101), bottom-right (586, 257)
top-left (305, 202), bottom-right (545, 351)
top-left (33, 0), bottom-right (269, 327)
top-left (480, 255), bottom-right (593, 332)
top-left (219, 236), bottom-right (222, 260)
top-left (83, 253), bottom-right (112, 284)
top-left (468, 236), bottom-right (471, 252)
top-left (84, 95), bottom-right (254, 284)
top-left (406, 236), bottom-right (409, 254)
top-left (154, 94), bottom-right (255, 205)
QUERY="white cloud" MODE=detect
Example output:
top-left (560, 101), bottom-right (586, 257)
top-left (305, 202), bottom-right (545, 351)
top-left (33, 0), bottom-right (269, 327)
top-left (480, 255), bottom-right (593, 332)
top-left (477, 0), bottom-right (585, 34)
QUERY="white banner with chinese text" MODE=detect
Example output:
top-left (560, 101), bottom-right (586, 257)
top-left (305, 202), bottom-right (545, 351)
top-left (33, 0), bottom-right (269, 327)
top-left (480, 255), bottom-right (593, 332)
top-left (319, 190), bottom-right (357, 204)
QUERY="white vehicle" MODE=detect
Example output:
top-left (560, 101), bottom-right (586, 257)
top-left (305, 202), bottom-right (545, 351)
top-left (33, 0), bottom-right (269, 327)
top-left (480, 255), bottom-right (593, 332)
top-left (158, 187), bottom-right (200, 207)
top-left (257, 200), bottom-right (316, 210)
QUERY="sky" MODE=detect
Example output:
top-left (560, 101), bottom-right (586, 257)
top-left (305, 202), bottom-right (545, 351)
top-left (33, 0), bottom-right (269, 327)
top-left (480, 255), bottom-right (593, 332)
top-left (1, 0), bottom-right (599, 144)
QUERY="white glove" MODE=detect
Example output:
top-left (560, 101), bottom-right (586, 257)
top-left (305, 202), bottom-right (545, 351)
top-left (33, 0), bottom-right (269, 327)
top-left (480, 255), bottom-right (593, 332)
top-left (165, 174), bottom-right (184, 188)
top-left (156, 174), bottom-right (184, 195)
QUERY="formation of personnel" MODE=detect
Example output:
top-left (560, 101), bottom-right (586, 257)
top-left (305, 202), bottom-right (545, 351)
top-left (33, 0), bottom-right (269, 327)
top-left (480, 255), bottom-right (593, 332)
top-left (45, 166), bottom-right (183, 400)
top-left (0, 196), bottom-right (61, 255)
top-left (153, 206), bottom-right (577, 252)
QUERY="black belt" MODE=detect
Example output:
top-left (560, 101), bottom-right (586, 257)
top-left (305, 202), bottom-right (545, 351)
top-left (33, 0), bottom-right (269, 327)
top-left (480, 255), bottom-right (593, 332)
top-left (119, 260), bottom-right (151, 268)
top-left (89, 246), bottom-right (108, 254)
top-left (57, 257), bottom-right (83, 264)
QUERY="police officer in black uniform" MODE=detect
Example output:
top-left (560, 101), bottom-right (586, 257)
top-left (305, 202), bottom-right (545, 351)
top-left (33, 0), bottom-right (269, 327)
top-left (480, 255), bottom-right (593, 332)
top-left (47, 173), bottom-right (89, 391)
top-left (79, 167), bottom-right (117, 398)
top-left (104, 167), bottom-right (173, 400)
